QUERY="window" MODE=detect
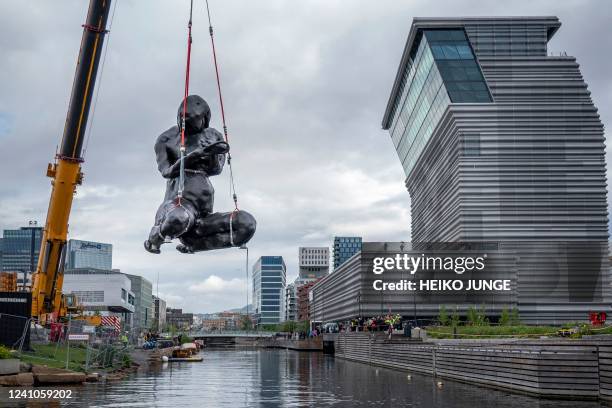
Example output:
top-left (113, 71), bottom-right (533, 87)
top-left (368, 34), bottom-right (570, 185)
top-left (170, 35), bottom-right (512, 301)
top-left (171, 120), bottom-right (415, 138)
top-left (424, 29), bottom-right (492, 104)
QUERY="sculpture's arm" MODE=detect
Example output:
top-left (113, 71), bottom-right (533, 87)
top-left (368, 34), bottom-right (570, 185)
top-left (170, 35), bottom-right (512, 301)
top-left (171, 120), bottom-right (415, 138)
top-left (155, 129), bottom-right (181, 179)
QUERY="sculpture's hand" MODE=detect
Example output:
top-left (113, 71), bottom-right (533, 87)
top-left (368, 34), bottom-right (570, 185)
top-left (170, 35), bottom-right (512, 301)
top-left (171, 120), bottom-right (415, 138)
top-left (184, 147), bottom-right (207, 165)
top-left (202, 141), bottom-right (229, 155)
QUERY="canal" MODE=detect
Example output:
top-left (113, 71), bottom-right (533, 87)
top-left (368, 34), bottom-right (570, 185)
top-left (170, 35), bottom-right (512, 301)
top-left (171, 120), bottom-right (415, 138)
top-left (4, 349), bottom-right (606, 407)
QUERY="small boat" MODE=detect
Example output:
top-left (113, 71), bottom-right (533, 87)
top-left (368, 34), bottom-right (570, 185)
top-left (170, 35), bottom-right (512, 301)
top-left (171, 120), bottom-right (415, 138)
top-left (168, 343), bottom-right (203, 362)
top-left (168, 356), bottom-right (204, 362)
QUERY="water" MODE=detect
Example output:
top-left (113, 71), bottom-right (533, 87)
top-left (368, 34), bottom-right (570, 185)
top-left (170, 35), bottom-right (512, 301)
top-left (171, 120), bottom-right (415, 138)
top-left (0, 349), bottom-right (605, 407)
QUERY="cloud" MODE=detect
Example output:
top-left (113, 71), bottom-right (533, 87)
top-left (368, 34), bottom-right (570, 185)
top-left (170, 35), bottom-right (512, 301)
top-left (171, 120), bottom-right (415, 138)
top-left (189, 275), bottom-right (247, 295)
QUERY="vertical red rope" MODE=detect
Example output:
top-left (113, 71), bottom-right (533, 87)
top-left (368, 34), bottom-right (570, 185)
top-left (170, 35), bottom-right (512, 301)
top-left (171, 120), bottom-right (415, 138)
top-left (181, 21), bottom-right (193, 147)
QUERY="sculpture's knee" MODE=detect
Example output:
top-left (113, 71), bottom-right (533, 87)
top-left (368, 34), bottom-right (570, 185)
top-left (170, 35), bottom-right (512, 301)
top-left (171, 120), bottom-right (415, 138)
top-left (232, 210), bottom-right (256, 245)
top-left (160, 206), bottom-right (194, 239)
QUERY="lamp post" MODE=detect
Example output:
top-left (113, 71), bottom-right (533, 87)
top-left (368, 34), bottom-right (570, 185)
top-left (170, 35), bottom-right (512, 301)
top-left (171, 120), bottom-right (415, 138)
top-left (239, 245), bottom-right (249, 330)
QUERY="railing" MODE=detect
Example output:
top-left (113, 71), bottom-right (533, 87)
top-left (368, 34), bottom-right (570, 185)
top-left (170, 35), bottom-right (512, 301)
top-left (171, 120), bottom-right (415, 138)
top-left (187, 330), bottom-right (275, 337)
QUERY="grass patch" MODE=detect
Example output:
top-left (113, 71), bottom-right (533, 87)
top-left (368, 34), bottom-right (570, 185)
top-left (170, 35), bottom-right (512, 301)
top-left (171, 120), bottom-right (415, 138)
top-left (20, 344), bottom-right (87, 371)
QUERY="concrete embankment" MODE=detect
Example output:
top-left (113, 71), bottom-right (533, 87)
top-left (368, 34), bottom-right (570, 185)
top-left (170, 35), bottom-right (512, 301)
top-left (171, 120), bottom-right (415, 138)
top-left (264, 337), bottom-right (323, 351)
top-left (328, 332), bottom-right (612, 401)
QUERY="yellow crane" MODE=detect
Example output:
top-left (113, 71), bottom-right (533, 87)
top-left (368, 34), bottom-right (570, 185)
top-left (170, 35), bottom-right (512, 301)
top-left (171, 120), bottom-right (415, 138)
top-left (31, 0), bottom-right (112, 325)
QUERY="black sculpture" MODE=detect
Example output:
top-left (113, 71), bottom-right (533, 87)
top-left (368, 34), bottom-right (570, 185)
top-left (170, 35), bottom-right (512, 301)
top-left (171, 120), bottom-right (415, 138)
top-left (144, 95), bottom-right (256, 254)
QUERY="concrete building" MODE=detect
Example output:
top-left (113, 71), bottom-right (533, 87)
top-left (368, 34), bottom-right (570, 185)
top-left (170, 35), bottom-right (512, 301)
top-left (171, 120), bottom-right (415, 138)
top-left (297, 279), bottom-right (321, 322)
top-left (166, 308), bottom-right (194, 330)
top-left (298, 247), bottom-right (329, 279)
top-left (65, 239), bottom-right (112, 270)
top-left (333, 237), bottom-right (362, 270)
top-left (63, 268), bottom-right (134, 327)
top-left (1, 223), bottom-right (43, 289)
top-left (252, 256), bottom-right (286, 325)
top-left (284, 282), bottom-right (297, 322)
top-left (125, 274), bottom-right (153, 334)
top-left (152, 295), bottom-right (166, 332)
top-left (381, 17), bottom-right (610, 321)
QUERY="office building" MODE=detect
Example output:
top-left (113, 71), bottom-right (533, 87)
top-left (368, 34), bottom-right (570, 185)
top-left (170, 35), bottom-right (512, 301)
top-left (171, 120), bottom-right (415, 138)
top-left (63, 268), bottom-right (135, 328)
top-left (298, 247), bottom-right (329, 279)
top-left (381, 17), bottom-right (610, 321)
top-left (125, 274), bottom-right (153, 334)
top-left (66, 239), bottom-right (112, 270)
top-left (333, 237), bottom-right (362, 270)
top-left (252, 256), bottom-right (286, 325)
top-left (153, 295), bottom-right (166, 332)
top-left (166, 308), bottom-right (194, 330)
top-left (1, 223), bottom-right (43, 289)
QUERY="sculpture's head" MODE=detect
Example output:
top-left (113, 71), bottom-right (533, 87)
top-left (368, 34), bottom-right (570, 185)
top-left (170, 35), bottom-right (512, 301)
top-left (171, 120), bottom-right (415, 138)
top-left (177, 95), bottom-right (211, 133)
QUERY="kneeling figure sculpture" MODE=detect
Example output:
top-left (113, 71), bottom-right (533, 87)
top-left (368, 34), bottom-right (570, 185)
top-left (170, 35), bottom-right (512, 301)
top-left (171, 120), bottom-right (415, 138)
top-left (145, 95), bottom-right (256, 254)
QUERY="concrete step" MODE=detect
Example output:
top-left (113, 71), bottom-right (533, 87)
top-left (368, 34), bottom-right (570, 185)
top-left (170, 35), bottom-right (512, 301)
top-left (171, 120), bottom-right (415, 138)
top-left (31, 365), bottom-right (86, 384)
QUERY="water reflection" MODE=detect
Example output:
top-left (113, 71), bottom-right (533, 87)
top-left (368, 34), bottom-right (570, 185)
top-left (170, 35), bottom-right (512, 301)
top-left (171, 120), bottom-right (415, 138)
top-left (0, 349), bottom-right (604, 407)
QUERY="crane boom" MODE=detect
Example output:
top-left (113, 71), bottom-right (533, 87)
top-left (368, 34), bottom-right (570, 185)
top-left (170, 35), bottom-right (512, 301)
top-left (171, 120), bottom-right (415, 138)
top-left (31, 0), bottom-right (112, 323)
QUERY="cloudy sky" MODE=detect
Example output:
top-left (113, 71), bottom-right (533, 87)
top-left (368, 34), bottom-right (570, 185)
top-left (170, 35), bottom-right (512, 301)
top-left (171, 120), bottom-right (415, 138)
top-left (1, 0), bottom-right (610, 313)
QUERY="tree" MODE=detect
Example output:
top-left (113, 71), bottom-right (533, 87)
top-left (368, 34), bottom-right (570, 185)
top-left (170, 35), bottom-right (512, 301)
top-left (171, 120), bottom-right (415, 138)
top-left (467, 305), bottom-right (489, 326)
top-left (510, 307), bottom-right (521, 326)
top-left (450, 307), bottom-right (460, 327)
top-left (499, 308), bottom-right (510, 326)
top-left (437, 305), bottom-right (449, 326)
top-left (239, 315), bottom-right (253, 330)
top-left (280, 321), bottom-right (297, 333)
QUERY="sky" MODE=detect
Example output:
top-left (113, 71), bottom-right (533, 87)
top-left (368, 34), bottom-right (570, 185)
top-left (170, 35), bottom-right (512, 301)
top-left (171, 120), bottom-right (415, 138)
top-left (0, 0), bottom-right (611, 313)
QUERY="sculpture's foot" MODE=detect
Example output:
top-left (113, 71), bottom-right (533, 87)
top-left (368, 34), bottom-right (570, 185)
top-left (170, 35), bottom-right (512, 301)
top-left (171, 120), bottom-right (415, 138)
top-left (176, 244), bottom-right (194, 254)
top-left (144, 240), bottom-right (161, 254)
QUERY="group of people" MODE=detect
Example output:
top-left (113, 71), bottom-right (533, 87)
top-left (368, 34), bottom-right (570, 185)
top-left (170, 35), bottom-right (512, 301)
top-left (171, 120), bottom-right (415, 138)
top-left (346, 314), bottom-right (403, 333)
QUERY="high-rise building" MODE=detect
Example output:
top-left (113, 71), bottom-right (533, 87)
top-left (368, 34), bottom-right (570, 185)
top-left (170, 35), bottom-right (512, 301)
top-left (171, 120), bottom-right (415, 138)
top-left (252, 256), bottom-right (286, 325)
top-left (333, 237), bottom-right (362, 270)
top-left (284, 282), bottom-right (297, 322)
top-left (65, 239), bottom-right (112, 270)
top-left (1, 224), bottom-right (43, 289)
top-left (124, 274), bottom-right (153, 334)
top-left (152, 295), bottom-right (167, 331)
top-left (298, 247), bottom-right (329, 279)
top-left (381, 17), bottom-right (610, 321)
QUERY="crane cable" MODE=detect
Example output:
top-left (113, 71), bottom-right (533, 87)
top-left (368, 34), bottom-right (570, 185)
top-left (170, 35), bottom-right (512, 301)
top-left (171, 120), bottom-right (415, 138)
top-left (177, 0), bottom-right (195, 206)
top-left (82, 0), bottom-right (119, 160)
top-left (205, 0), bottom-right (239, 212)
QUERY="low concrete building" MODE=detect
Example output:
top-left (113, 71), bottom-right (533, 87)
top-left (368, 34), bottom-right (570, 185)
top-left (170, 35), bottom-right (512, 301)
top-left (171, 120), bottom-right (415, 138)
top-left (166, 308), bottom-right (193, 330)
top-left (63, 268), bottom-right (134, 328)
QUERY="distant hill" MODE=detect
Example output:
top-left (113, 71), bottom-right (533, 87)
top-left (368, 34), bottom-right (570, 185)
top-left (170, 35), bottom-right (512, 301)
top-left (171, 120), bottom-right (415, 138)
top-left (224, 304), bottom-right (253, 314)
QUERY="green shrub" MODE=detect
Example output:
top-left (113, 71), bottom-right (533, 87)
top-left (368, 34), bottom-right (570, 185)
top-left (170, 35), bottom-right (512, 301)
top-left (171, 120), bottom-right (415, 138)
top-left (121, 353), bottom-right (132, 368)
top-left (0, 345), bottom-right (13, 359)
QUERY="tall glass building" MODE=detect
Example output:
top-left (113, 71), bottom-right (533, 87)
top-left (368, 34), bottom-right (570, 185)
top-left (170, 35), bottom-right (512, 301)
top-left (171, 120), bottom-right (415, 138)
top-left (252, 256), bottom-right (286, 325)
top-left (1, 225), bottom-right (43, 288)
top-left (65, 239), bottom-right (112, 270)
top-left (382, 17), bottom-right (610, 322)
top-left (333, 237), bottom-right (362, 270)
